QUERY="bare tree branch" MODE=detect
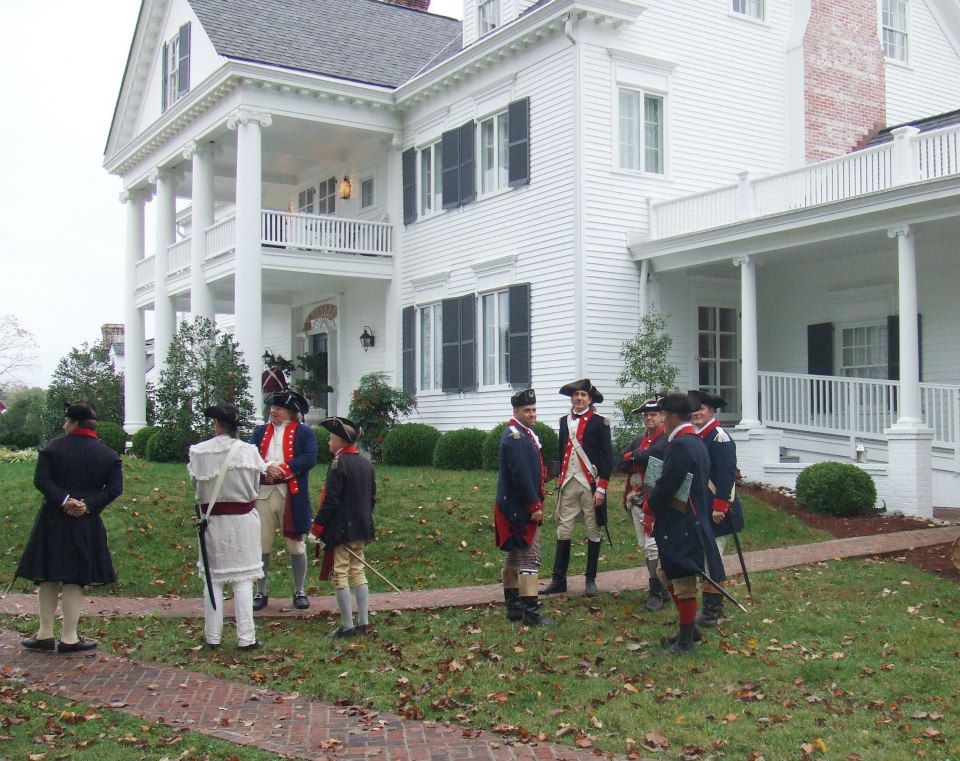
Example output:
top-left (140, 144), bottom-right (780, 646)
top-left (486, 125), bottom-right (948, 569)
top-left (0, 314), bottom-right (39, 390)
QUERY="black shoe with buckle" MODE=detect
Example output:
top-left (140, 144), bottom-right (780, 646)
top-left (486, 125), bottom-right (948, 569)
top-left (325, 625), bottom-right (356, 639)
top-left (252, 593), bottom-right (268, 611)
top-left (56, 638), bottom-right (98, 654)
top-left (238, 641), bottom-right (260, 651)
top-left (293, 592), bottom-right (310, 610)
top-left (21, 636), bottom-right (55, 652)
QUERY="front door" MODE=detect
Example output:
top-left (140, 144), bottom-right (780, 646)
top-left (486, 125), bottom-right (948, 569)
top-left (310, 332), bottom-right (330, 414)
top-left (697, 305), bottom-right (740, 419)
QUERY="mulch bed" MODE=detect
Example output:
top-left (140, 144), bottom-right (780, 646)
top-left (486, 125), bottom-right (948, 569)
top-left (741, 483), bottom-right (960, 582)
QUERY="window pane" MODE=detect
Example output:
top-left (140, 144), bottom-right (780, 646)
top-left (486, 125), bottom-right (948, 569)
top-left (420, 150), bottom-right (431, 213)
top-left (420, 310), bottom-right (432, 389)
top-left (718, 307), bottom-right (737, 332)
top-left (618, 89), bottom-right (640, 171)
top-left (433, 144), bottom-right (443, 203)
top-left (433, 306), bottom-right (443, 388)
top-left (482, 294), bottom-right (495, 385)
top-left (719, 334), bottom-right (737, 359)
top-left (643, 94), bottom-right (664, 174)
top-left (498, 291), bottom-right (509, 384)
top-left (481, 119), bottom-right (495, 194)
top-left (498, 113), bottom-right (509, 188)
top-left (698, 306), bottom-right (713, 331)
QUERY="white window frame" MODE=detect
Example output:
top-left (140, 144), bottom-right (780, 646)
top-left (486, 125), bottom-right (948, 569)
top-left (696, 304), bottom-right (740, 420)
top-left (165, 34), bottom-right (182, 109)
top-left (360, 175), bottom-right (375, 210)
top-left (418, 303), bottom-right (443, 392)
top-left (478, 110), bottom-right (510, 196)
top-left (297, 186), bottom-right (316, 214)
top-left (418, 142), bottom-right (443, 217)
top-left (479, 289), bottom-right (510, 388)
top-left (881, 0), bottom-right (909, 64)
top-left (731, 0), bottom-right (765, 21)
top-left (839, 320), bottom-right (889, 379)
top-left (617, 87), bottom-right (666, 176)
top-left (318, 177), bottom-right (336, 215)
top-left (477, 0), bottom-right (500, 36)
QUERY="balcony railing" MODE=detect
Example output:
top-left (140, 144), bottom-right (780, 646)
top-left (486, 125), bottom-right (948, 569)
top-left (260, 211), bottom-right (393, 256)
top-left (167, 238), bottom-right (191, 276)
top-left (650, 123), bottom-right (960, 239)
top-left (134, 257), bottom-right (154, 291)
top-left (205, 215), bottom-right (237, 260)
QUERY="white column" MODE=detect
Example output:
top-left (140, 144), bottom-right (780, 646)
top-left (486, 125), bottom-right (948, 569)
top-left (638, 259), bottom-right (650, 321)
top-left (889, 224), bottom-right (922, 425)
top-left (121, 188), bottom-right (151, 434)
top-left (184, 141), bottom-right (217, 321)
top-left (227, 109), bottom-right (272, 417)
top-left (150, 167), bottom-right (181, 376)
top-left (384, 134), bottom-right (403, 384)
top-left (736, 255), bottom-right (761, 428)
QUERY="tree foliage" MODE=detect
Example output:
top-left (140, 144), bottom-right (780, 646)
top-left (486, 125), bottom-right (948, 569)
top-left (154, 317), bottom-right (254, 434)
top-left (614, 311), bottom-right (680, 451)
top-left (0, 314), bottom-right (39, 390)
top-left (44, 342), bottom-right (124, 442)
top-left (347, 371), bottom-right (416, 462)
top-left (0, 387), bottom-right (45, 449)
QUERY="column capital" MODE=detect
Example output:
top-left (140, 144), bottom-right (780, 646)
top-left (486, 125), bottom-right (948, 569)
top-left (182, 140), bottom-right (221, 160)
top-left (147, 166), bottom-right (185, 185)
top-left (226, 108), bottom-right (273, 130)
top-left (887, 223), bottom-right (912, 239)
top-left (119, 186), bottom-right (153, 204)
top-left (732, 255), bottom-right (752, 267)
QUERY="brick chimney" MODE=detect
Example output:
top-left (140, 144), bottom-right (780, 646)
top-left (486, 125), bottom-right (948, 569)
top-left (382, 0), bottom-right (431, 11)
top-left (803, 0), bottom-right (886, 162)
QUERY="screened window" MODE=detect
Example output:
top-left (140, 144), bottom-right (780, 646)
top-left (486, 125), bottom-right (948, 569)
top-left (419, 142), bottom-right (443, 215)
top-left (481, 290), bottom-right (510, 386)
top-left (478, 0), bottom-right (499, 35)
top-left (419, 304), bottom-right (443, 391)
top-left (841, 323), bottom-right (888, 379)
top-left (731, 0), bottom-right (764, 20)
top-left (479, 111), bottom-right (509, 194)
top-left (618, 89), bottom-right (664, 174)
top-left (882, 0), bottom-right (909, 62)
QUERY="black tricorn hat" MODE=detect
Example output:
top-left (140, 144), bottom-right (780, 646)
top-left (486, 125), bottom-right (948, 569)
top-left (204, 403), bottom-right (245, 427)
top-left (559, 378), bottom-right (603, 404)
top-left (659, 392), bottom-right (699, 415)
top-left (320, 416), bottom-right (362, 444)
top-left (511, 388), bottom-right (536, 408)
top-left (64, 403), bottom-right (97, 422)
top-left (264, 389), bottom-right (310, 416)
top-left (688, 389), bottom-right (728, 410)
top-left (630, 395), bottom-right (662, 415)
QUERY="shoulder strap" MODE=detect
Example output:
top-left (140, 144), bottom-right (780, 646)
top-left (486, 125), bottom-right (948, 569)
top-left (202, 440), bottom-right (243, 520)
top-left (569, 425), bottom-right (598, 477)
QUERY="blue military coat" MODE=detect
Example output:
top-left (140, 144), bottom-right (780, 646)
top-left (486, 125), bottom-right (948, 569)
top-left (251, 421), bottom-right (318, 535)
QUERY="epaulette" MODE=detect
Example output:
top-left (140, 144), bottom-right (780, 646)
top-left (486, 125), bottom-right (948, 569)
top-left (714, 427), bottom-right (731, 443)
top-left (507, 425), bottom-right (522, 439)
top-left (330, 457), bottom-right (339, 470)
top-left (602, 416), bottom-right (611, 426)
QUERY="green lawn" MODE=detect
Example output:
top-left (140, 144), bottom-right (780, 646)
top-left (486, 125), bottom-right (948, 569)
top-left (2, 459), bottom-right (829, 598)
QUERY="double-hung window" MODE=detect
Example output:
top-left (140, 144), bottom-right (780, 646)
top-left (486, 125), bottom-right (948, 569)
top-left (297, 187), bottom-right (316, 214)
top-left (731, 0), bottom-right (764, 20)
top-left (318, 177), bottom-right (336, 215)
top-left (881, 0), bottom-right (909, 63)
top-left (360, 176), bottom-right (375, 210)
top-left (418, 304), bottom-right (443, 391)
top-left (479, 111), bottom-right (509, 195)
top-left (419, 142), bottom-right (443, 215)
top-left (618, 88), bottom-right (664, 174)
top-left (841, 323), bottom-right (888, 379)
top-left (478, 0), bottom-right (499, 36)
top-left (161, 23), bottom-right (190, 111)
top-left (480, 289), bottom-right (510, 386)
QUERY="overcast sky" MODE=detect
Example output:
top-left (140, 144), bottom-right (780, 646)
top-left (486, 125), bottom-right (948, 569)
top-left (0, 0), bottom-right (463, 389)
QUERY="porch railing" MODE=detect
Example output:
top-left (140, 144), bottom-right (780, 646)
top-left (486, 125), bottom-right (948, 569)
top-left (260, 211), bottom-right (393, 256)
top-left (759, 371), bottom-right (960, 449)
top-left (167, 238), bottom-right (191, 276)
top-left (134, 257), bottom-right (154, 291)
top-left (205, 215), bottom-right (237, 260)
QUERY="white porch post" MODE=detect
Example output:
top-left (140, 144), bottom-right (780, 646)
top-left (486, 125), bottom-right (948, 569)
top-left (638, 259), bottom-right (650, 321)
top-left (150, 167), bottom-right (180, 376)
top-left (121, 188), bottom-right (150, 434)
top-left (228, 109), bottom-right (272, 419)
top-left (889, 224), bottom-right (922, 426)
top-left (736, 254), bottom-right (761, 428)
top-left (185, 141), bottom-right (216, 321)
top-left (384, 134), bottom-right (403, 383)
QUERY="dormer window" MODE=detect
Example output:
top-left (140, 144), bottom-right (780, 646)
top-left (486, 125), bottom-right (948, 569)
top-left (161, 23), bottom-right (191, 112)
top-left (478, 0), bottom-right (499, 36)
top-left (731, 0), bottom-right (764, 21)
top-left (881, 0), bottom-right (909, 63)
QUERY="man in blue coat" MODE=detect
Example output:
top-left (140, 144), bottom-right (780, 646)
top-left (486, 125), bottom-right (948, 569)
top-left (250, 390), bottom-right (318, 610)
top-left (494, 388), bottom-right (551, 625)
top-left (690, 389), bottom-right (745, 628)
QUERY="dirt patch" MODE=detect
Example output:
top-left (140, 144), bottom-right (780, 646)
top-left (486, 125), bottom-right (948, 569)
top-left (741, 483), bottom-right (960, 582)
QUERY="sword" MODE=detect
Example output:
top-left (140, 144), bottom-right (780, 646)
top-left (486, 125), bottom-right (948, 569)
top-left (603, 523), bottom-right (613, 548)
top-left (730, 529), bottom-right (753, 596)
top-left (195, 506), bottom-right (217, 610)
top-left (694, 569), bottom-right (748, 614)
top-left (343, 545), bottom-right (402, 594)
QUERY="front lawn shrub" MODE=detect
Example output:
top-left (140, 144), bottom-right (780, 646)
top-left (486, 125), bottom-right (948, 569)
top-left (97, 421), bottom-right (127, 455)
top-left (482, 421), bottom-right (560, 470)
top-left (145, 427), bottom-right (200, 463)
top-left (795, 461), bottom-right (877, 517)
top-left (433, 428), bottom-right (486, 470)
top-left (129, 425), bottom-right (158, 457)
top-left (382, 423), bottom-right (441, 466)
top-left (314, 426), bottom-right (333, 464)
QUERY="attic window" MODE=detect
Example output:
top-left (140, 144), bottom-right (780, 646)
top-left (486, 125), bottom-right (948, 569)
top-left (478, 0), bottom-right (499, 36)
top-left (882, 0), bottom-right (909, 63)
top-left (731, 0), bottom-right (764, 20)
top-left (161, 23), bottom-right (191, 112)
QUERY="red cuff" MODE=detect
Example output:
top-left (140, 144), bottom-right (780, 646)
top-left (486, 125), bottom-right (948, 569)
top-left (526, 502), bottom-right (543, 514)
top-left (712, 498), bottom-right (729, 513)
top-left (277, 463), bottom-right (293, 481)
top-left (310, 523), bottom-right (325, 538)
top-left (597, 478), bottom-right (609, 491)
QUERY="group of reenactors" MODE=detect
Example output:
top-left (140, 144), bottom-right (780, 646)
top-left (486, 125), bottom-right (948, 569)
top-left (17, 377), bottom-right (740, 658)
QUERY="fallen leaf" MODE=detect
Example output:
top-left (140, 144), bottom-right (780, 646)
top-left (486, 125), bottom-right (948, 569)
top-left (644, 730), bottom-right (670, 749)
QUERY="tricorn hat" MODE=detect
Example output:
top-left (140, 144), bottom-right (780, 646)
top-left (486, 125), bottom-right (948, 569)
top-left (320, 416), bottom-right (362, 444)
top-left (559, 378), bottom-right (603, 405)
top-left (659, 391), bottom-right (699, 415)
top-left (688, 389), bottom-right (728, 410)
top-left (203, 403), bottom-right (245, 428)
top-left (511, 388), bottom-right (536, 408)
top-left (64, 403), bottom-right (98, 422)
top-left (630, 395), bottom-right (662, 415)
top-left (264, 389), bottom-right (310, 416)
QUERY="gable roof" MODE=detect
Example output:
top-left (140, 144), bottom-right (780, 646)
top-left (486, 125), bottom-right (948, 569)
top-left (865, 107), bottom-right (960, 146)
top-left (188, 0), bottom-right (462, 88)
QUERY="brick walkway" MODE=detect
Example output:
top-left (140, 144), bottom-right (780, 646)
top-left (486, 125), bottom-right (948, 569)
top-left (1, 525), bottom-right (957, 761)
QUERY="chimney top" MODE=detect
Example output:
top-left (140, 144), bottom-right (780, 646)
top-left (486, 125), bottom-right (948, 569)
top-left (381, 0), bottom-right (431, 12)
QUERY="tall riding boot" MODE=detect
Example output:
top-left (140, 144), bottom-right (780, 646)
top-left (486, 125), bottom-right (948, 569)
top-left (541, 539), bottom-right (571, 595)
top-left (665, 623), bottom-right (700, 654)
top-left (645, 559), bottom-right (669, 612)
top-left (519, 573), bottom-right (553, 625)
top-left (695, 592), bottom-right (725, 628)
top-left (584, 539), bottom-right (601, 596)
top-left (503, 587), bottom-right (523, 622)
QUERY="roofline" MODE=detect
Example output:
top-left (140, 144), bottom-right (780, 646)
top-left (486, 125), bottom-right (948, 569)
top-left (104, 0), bottom-right (153, 157)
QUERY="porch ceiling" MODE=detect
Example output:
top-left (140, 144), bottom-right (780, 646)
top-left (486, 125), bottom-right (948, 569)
top-left (207, 269), bottom-right (386, 308)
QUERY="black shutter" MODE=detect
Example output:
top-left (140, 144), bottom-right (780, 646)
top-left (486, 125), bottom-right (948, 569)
top-left (507, 97), bottom-right (530, 187)
top-left (441, 128), bottom-right (460, 209)
top-left (458, 121), bottom-right (476, 206)
top-left (177, 23), bottom-right (191, 96)
top-left (807, 322), bottom-right (834, 375)
top-left (161, 41), bottom-right (169, 111)
top-left (328, 176), bottom-right (336, 214)
top-left (887, 313), bottom-right (922, 381)
top-left (402, 306), bottom-right (415, 394)
top-left (459, 293), bottom-right (477, 392)
top-left (441, 298), bottom-right (461, 392)
top-left (507, 283), bottom-right (531, 387)
top-left (402, 148), bottom-right (417, 225)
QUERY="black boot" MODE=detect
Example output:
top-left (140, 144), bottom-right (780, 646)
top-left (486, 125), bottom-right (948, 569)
top-left (541, 539), bottom-right (571, 595)
top-left (695, 593), bottom-right (725, 628)
top-left (664, 623), bottom-right (700, 654)
top-left (644, 560), bottom-right (668, 611)
top-left (504, 588), bottom-right (523, 622)
top-left (584, 540), bottom-right (601, 596)
top-left (520, 596), bottom-right (554, 626)
top-left (666, 623), bottom-right (702, 645)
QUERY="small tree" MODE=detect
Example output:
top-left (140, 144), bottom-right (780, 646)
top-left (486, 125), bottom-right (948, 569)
top-left (615, 311), bottom-right (679, 451)
top-left (154, 317), bottom-right (254, 434)
top-left (347, 371), bottom-right (416, 462)
top-left (0, 314), bottom-right (39, 390)
top-left (44, 342), bottom-right (124, 442)
top-left (0, 387), bottom-right (45, 448)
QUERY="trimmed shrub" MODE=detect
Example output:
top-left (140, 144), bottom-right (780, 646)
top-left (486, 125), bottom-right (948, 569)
top-left (97, 421), bottom-right (127, 455)
top-left (795, 461), bottom-right (877, 517)
top-left (482, 421), bottom-right (560, 471)
top-left (314, 426), bottom-right (333, 465)
top-left (145, 427), bottom-right (200, 463)
top-left (382, 423), bottom-right (442, 466)
top-left (129, 425), bottom-right (158, 457)
top-left (433, 428), bottom-right (486, 470)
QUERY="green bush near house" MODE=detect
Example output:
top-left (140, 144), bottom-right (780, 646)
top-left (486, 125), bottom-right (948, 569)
top-left (433, 428), bottom-right (486, 470)
top-left (96, 421), bottom-right (127, 455)
top-left (481, 421), bottom-right (560, 470)
top-left (129, 425), bottom-right (158, 457)
top-left (314, 426), bottom-right (333, 464)
top-left (795, 460), bottom-right (878, 517)
top-left (145, 426), bottom-right (200, 463)
top-left (382, 423), bottom-right (442, 466)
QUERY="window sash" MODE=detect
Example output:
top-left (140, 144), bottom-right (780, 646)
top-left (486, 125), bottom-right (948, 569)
top-left (478, 0), bottom-right (499, 35)
top-left (480, 112), bottom-right (509, 194)
top-left (419, 148), bottom-right (432, 214)
top-left (731, 0), bottom-right (764, 19)
top-left (166, 38), bottom-right (180, 107)
top-left (841, 324), bottom-right (888, 379)
top-left (619, 89), bottom-right (664, 174)
top-left (882, 0), bottom-right (908, 61)
top-left (481, 290), bottom-right (509, 386)
top-left (361, 177), bottom-right (374, 209)
top-left (318, 178), bottom-right (335, 215)
top-left (297, 187), bottom-right (315, 214)
top-left (419, 304), bottom-right (443, 391)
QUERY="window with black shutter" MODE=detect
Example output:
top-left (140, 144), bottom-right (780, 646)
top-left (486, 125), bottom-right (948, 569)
top-left (177, 23), bottom-right (191, 97)
top-left (402, 306), bottom-right (415, 394)
top-left (458, 121), bottom-right (476, 205)
top-left (886, 313), bottom-right (923, 381)
top-left (441, 295), bottom-right (478, 392)
top-left (507, 97), bottom-right (530, 187)
top-left (161, 23), bottom-right (191, 112)
top-left (807, 322), bottom-right (834, 414)
top-left (507, 282), bottom-right (531, 386)
top-left (441, 128), bottom-right (461, 210)
top-left (441, 298), bottom-right (461, 391)
top-left (402, 148), bottom-right (417, 225)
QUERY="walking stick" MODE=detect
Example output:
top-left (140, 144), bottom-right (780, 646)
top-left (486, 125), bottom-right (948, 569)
top-left (343, 546), bottom-right (402, 594)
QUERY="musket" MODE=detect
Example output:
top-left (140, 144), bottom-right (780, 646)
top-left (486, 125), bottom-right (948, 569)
top-left (730, 529), bottom-right (753, 596)
top-left (195, 506), bottom-right (217, 610)
top-left (343, 545), bottom-right (402, 594)
top-left (694, 569), bottom-right (748, 614)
